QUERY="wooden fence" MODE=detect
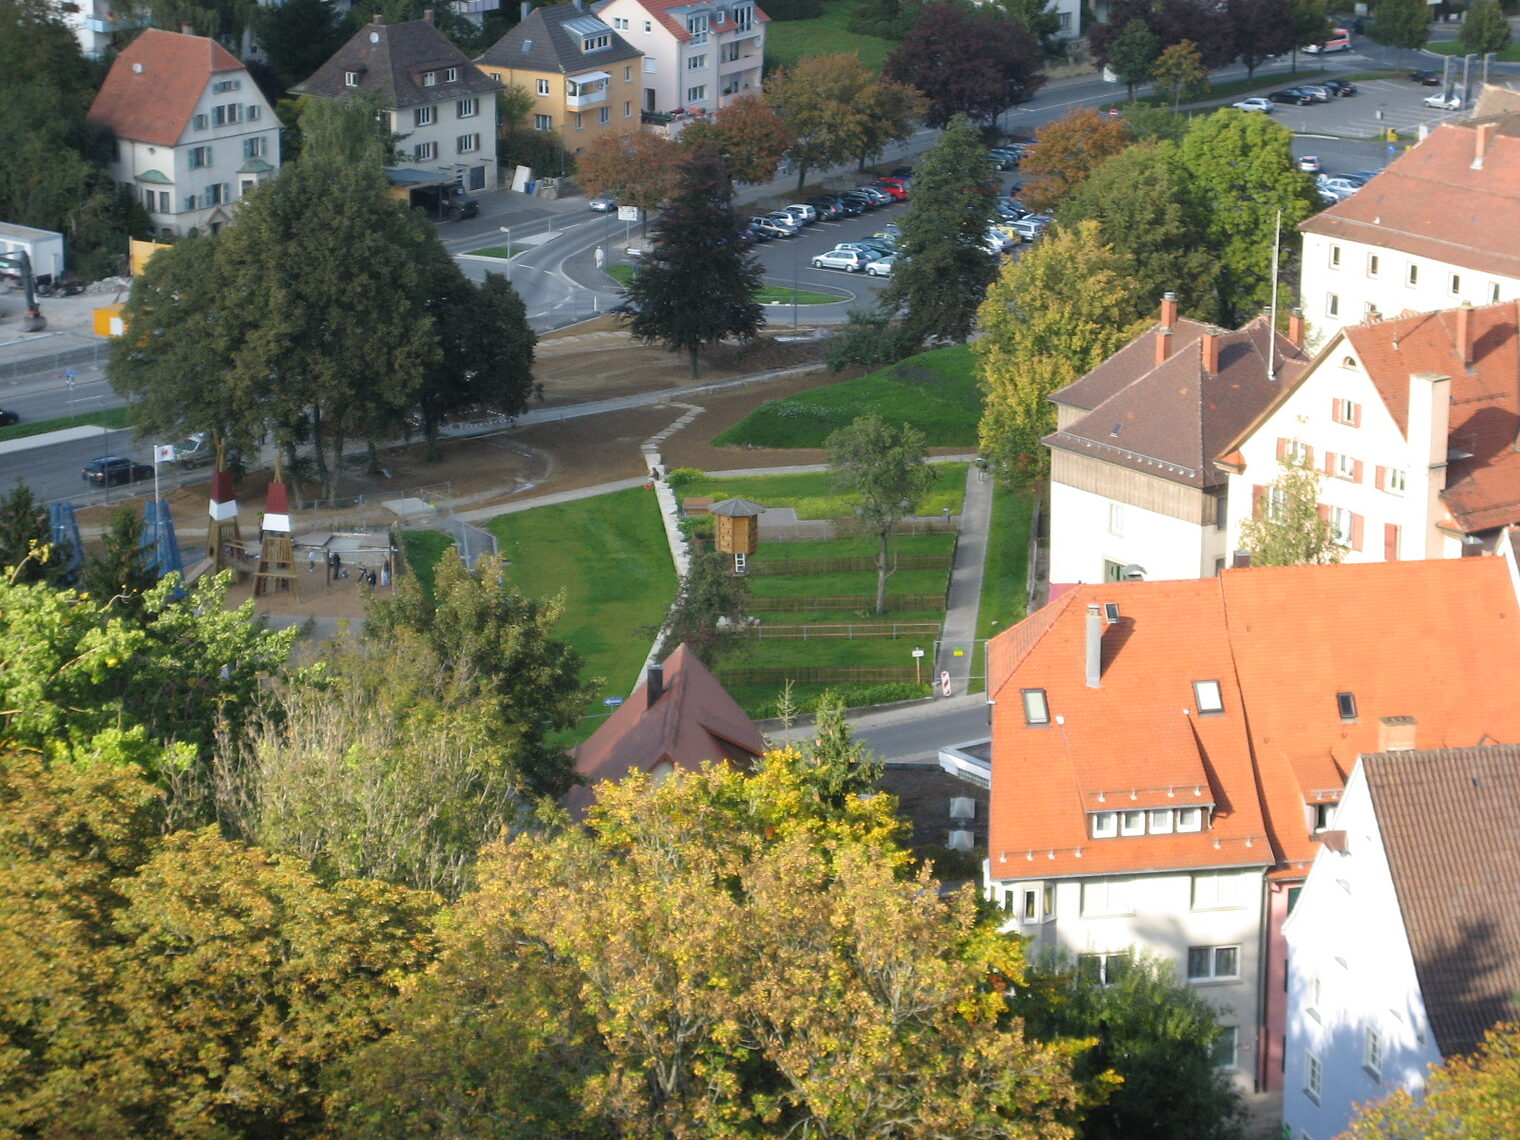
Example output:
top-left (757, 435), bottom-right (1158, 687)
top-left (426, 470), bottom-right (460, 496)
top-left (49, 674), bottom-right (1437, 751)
top-left (761, 518), bottom-right (959, 542)
top-left (746, 554), bottom-right (952, 576)
top-left (738, 621), bottom-right (941, 640)
top-left (746, 593), bottom-right (945, 612)
top-left (718, 666), bottom-right (921, 686)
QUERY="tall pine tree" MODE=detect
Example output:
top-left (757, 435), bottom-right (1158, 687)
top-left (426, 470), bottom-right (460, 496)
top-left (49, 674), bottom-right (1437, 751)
top-left (617, 148), bottom-right (764, 379)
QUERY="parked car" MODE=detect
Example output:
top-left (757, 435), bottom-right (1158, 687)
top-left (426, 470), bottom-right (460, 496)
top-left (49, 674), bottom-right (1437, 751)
top-left (1297, 84), bottom-right (1332, 102)
top-left (811, 249), bottom-right (870, 272)
top-left (874, 176), bottom-right (910, 191)
top-left (831, 240), bottom-right (894, 258)
top-left (813, 193), bottom-right (863, 216)
top-left (1424, 92), bottom-right (1462, 110)
top-left (1297, 154), bottom-right (1323, 172)
top-left (853, 186), bottom-right (893, 206)
top-left (763, 211), bottom-right (803, 233)
top-left (1324, 79), bottom-right (1357, 96)
top-left (745, 220), bottom-right (774, 242)
top-left (889, 165), bottom-right (914, 179)
top-left (1269, 89), bottom-right (1314, 105)
top-left (1410, 69), bottom-right (1441, 85)
top-left (82, 456), bottom-right (153, 487)
top-left (1010, 216), bottom-right (1052, 242)
top-left (749, 216), bottom-right (793, 239)
top-left (0, 408), bottom-right (18, 427)
top-left (864, 252), bottom-right (896, 277)
top-left (869, 180), bottom-right (909, 200)
top-left (1316, 175), bottom-right (1361, 201)
top-left (838, 190), bottom-right (880, 211)
top-left (988, 150), bottom-right (1020, 171)
top-left (174, 432), bottom-right (215, 469)
top-left (1232, 97), bottom-right (1273, 113)
top-left (805, 196), bottom-right (844, 220)
top-left (996, 196), bottom-right (1031, 220)
top-left (782, 203), bottom-right (818, 225)
top-left (588, 193), bottom-right (618, 212)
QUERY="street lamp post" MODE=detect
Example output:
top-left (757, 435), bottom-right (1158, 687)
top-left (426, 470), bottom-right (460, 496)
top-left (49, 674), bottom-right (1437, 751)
top-left (498, 226), bottom-right (512, 282)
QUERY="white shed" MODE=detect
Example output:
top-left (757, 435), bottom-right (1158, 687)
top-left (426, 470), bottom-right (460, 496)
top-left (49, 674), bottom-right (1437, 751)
top-left (0, 222), bottom-right (66, 283)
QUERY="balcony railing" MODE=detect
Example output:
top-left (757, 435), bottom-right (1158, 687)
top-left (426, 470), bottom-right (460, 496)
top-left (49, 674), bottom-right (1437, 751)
top-left (565, 87), bottom-right (608, 109)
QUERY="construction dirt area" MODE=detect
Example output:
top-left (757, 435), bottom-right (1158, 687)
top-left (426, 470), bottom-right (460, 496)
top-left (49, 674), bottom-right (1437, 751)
top-left (81, 318), bottom-right (868, 624)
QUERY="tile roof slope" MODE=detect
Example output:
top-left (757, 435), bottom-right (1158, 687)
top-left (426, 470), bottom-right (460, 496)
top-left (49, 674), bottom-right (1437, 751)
top-left (1049, 318), bottom-right (1209, 413)
top-left (1361, 744), bottom-right (1520, 1057)
top-left (1219, 558), bottom-right (1520, 866)
top-left (1345, 300), bottom-right (1520, 534)
top-left (87, 28), bottom-right (244, 147)
top-left (1046, 316), bottom-right (1312, 488)
top-left (292, 18), bottom-right (500, 108)
top-left (565, 642), bottom-right (766, 816)
top-left (987, 580), bottom-right (1273, 878)
top-left (1298, 122), bottom-right (1520, 280)
top-left (604, 0), bottom-right (771, 44)
top-left (477, 2), bottom-right (641, 73)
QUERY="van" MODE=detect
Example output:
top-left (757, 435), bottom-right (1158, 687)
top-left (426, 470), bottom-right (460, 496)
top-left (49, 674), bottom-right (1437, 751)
top-left (175, 432), bottom-right (215, 469)
top-left (1302, 27), bottom-right (1351, 53)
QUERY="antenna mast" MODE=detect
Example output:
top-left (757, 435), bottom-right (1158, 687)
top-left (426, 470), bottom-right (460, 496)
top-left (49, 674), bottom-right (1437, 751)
top-left (1267, 209), bottom-right (1282, 377)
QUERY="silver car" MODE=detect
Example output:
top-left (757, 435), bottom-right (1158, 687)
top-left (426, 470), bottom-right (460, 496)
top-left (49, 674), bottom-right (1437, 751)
top-left (811, 249), bottom-right (869, 272)
top-left (864, 252), bottom-right (896, 277)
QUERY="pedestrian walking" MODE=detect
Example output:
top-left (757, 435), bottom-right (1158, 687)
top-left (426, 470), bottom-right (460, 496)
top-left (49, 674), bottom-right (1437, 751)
top-left (594, 246), bottom-right (605, 271)
top-left (308, 549), bottom-right (320, 573)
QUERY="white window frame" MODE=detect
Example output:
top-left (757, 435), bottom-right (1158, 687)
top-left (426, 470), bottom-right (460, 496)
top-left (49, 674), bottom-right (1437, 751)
top-left (1147, 809), bottom-right (1174, 834)
top-left (1386, 467), bottom-right (1406, 494)
top-left (1366, 253), bottom-right (1379, 277)
top-left (1364, 1027), bottom-right (1383, 1078)
top-left (599, 106), bottom-right (610, 124)
top-left (247, 104), bottom-right (261, 121)
top-left (1192, 872), bottom-right (1243, 910)
top-left (1330, 506), bottom-right (1353, 545)
top-left (1021, 688), bottom-right (1050, 726)
top-left (613, 15), bottom-right (629, 29)
top-left (1193, 679), bottom-right (1224, 715)
top-left (1326, 292), bottom-right (1339, 318)
top-left (1329, 244), bottom-right (1341, 268)
top-left (1306, 1052), bottom-right (1323, 1103)
top-left (414, 140), bottom-right (438, 161)
top-left (1491, 281), bottom-right (1502, 303)
top-left (688, 53), bottom-right (707, 69)
top-left (533, 113), bottom-right (553, 131)
top-left (414, 106), bottom-right (435, 127)
top-left (445, 66), bottom-right (458, 82)
top-left (344, 70), bottom-right (359, 87)
top-left (1336, 453), bottom-right (1358, 480)
top-left (192, 112), bottom-right (208, 130)
top-left (189, 145), bottom-right (212, 169)
top-left (536, 78), bottom-right (550, 96)
top-left (1407, 263), bottom-right (1419, 287)
top-left (1333, 398), bottom-right (1359, 425)
top-left (1212, 1026), bottom-right (1239, 1070)
top-left (1108, 502), bottom-right (1125, 536)
top-left (1119, 810), bottom-right (1144, 836)
top-left (1188, 944), bottom-right (1240, 981)
top-left (457, 97), bottom-right (479, 118)
top-left (1307, 972), bottom-right (1323, 1019)
top-left (423, 70), bottom-right (437, 87)
top-left (643, 19), bottom-right (652, 32)
top-left (1077, 950), bottom-right (1132, 986)
top-left (456, 133), bottom-right (479, 154)
top-left (1090, 811), bottom-right (1117, 838)
top-left (1450, 273), bottom-right (1462, 295)
top-left (1081, 877), bottom-right (1133, 916)
top-left (1312, 802), bottom-right (1336, 832)
top-left (686, 84), bottom-right (706, 103)
top-left (1176, 806), bottom-right (1203, 832)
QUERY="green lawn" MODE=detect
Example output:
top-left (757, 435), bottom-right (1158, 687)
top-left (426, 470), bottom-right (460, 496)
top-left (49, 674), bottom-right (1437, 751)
top-left (466, 245), bottom-right (519, 259)
top-left (0, 405), bottom-right (134, 443)
top-left (711, 345), bottom-right (982, 449)
top-left (765, 1), bottom-right (898, 71)
top-left (973, 483), bottom-right (1036, 693)
top-left (604, 262), bottom-right (838, 304)
top-left (1427, 41), bottom-right (1520, 62)
top-left (746, 566), bottom-right (947, 597)
top-left (487, 488), bottom-right (677, 742)
top-left (751, 533), bottom-right (955, 563)
top-left (400, 530), bottom-right (456, 598)
top-left (679, 466), bottom-right (967, 520)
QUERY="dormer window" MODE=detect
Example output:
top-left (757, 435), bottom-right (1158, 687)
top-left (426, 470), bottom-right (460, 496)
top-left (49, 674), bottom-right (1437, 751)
top-left (1119, 810), bottom-right (1144, 836)
top-left (445, 66), bottom-right (458, 82)
top-left (583, 33), bottom-right (610, 51)
top-left (1091, 811), bottom-right (1117, 838)
top-left (423, 70), bottom-right (437, 86)
top-left (1193, 680), bottom-right (1224, 716)
top-left (1312, 802), bottom-right (1337, 832)
top-left (1176, 806), bottom-right (1203, 832)
top-left (1021, 688), bottom-right (1049, 726)
top-left (344, 71), bottom-right (360, 86)
top-left (1336, 691), bottom-right (1358, 722)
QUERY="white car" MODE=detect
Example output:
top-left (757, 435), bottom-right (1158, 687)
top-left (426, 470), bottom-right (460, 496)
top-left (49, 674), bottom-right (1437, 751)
top-left (1424, 92), bottom-right (1462, 110)
top-left (782, 203), bottom-right (818, 225)
top-left (1232, 97), bottom-right (1273, 113)
top-left (811, 248), bottom-right (869, 272)
top-left (864, 252), bottom-right (896, 277)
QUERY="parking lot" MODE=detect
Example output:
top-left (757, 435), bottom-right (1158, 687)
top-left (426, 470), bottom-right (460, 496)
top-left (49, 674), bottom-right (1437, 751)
top-left (1261, 63), bottom-right (1471, 139)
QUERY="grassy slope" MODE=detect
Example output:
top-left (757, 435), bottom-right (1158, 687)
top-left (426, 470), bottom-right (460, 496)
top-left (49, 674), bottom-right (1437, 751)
top-left (679, 466), bottom-right (968, 519)
top-left (0, 406), bottom-right (134, 443)
top-left (488, 488), bottom-right (677, 741)
top-left (711, 345), bottom-right (981, 449)
top-left (765, 2), bottom-right (897, 71)
top-left (973, 484), bottom-right (1035, 692)
top-left (400, 530), bottom-right (455, 598)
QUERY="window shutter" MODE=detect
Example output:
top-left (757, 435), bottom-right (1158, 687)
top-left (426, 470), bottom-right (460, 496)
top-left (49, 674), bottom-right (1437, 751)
top-left (1352, 403), bottom-right (1362, 428)
top-left (1303, 445), bottom-right (1314, 467)
top-left (1350, 513), bottom-right (1364, 551)
top-left (1276, 438), bottom-right (1288, 461)
top-left (1318, 503), bottom-right (1331, 522)
top-left (1385, 523), bottom-right (1400, 561)
top-left (1252, 485), bottom-right (1266, 517)
top-left (1375, 465), bottom-right (1386, 491)
top-left (1353, 460), bottom-right (1364, 483)
top-left (1332, 397), bottom-right (1341, 422)
top-left (1323, 452), bottom-right (1337, 477)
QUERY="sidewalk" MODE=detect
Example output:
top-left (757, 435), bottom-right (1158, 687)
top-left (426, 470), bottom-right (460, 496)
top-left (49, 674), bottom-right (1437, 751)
top-left (936, 463), bottom-right (993, 697)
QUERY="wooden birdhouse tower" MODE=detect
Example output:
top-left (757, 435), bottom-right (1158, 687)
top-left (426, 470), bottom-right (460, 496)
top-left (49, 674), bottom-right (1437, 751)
top-left (710, 498), bottom-right (763, 573)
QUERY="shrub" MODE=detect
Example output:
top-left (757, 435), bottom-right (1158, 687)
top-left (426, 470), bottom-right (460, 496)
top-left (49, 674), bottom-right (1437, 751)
top-left (746, 680), bottom-right (929, 719)
top-left (665, 467), bottom-right (705, 488)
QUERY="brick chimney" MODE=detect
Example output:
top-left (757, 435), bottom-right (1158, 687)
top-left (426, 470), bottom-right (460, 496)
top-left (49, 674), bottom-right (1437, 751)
top-left (1288, 308), bottom-right (1305, 347)
top-left (1201, 327), bottom-right (1221, 374)
top-left (1085, 604), bottom-right (1103, 689)
top-left (1456, 300), bottom-right (1473, 366)
top-left (1378, 715), bottom-right (1417, 752)
top-left (1473, 121), bottom-right (1497, 170)
top-left (1155, 291), bottom-right (1177, 367)
top-left (646, 663), bottom-right (665, 708)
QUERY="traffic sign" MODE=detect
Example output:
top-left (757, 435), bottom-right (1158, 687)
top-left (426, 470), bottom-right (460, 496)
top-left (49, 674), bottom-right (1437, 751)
top-left (603, 696), bottom-right (624, 706)
top-left (617, 205), bottom-right (641, 222)
top-left (952, 647), bottom-right (964, 657)
top-left (911, 648), bottom-right (925, 658)
top-left (940, 670), bottom-right (952, 697)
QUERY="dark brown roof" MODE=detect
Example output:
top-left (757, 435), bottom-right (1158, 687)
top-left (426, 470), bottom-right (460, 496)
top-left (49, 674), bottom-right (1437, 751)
top-left (1045, 315), bottom-right (1312, 489)
top-left (565, 643), bottom-right (765, 817)
top-left (291, 17), bottom-right (500, 107)
top-left (477, 2), bottom-right (640, 76)
top-left (1299, 120), bottom-right (1520, 280)
top-left (1344, 300), bottom-right (1520, 534)
top-left (1360, 744), bottom-right (1520, 1057)
top-left (87, 28), bottom-right (246, 147)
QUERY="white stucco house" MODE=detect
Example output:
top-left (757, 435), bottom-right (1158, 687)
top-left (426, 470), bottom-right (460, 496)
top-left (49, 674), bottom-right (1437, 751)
top-left (58, 0), bottom-right (147, 59)
top-left (1043, 293), bottom-right (1310, 585)
top-left (1217, 298), bottom-right (1520, 563)
top-left (592, 0), bottom-right (767, 117)
top-left (1282, 744), bottom-right (1520, 1140)
top-left (1298, 115), bottom-right (1520, 349)
top-left (86, 29), bottom-right (283, 238)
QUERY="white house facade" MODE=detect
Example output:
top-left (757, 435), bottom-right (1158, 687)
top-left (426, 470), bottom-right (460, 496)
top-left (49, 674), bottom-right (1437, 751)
top-left (593, 0), bottom-right (766, 117)
top-left (87, 30), bottom-right (283, 238)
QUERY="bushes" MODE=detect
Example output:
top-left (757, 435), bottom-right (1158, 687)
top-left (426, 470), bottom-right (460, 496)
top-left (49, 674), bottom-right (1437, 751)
top-left (745, 680), bottom-right (929, 719)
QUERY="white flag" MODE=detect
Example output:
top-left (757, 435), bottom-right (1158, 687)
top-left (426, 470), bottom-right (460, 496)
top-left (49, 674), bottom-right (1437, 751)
top-left (154, 444), bottom-right (176, 463)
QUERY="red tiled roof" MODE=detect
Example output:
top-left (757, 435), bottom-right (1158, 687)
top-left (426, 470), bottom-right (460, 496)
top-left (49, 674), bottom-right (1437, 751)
top-left (1344, 300), bottom-right (1520, 534)
top-left (87, 28), bottom-right (243, 147)
top-left (564, 643), bottom-right (765, 816)
top-left (1361, 744), bottom-right (1520, 1057)
top-left (1298, 121), bottom-right (1520, 281)
top-left (987, 559), bottom-right (1520, 880)
top-left (610, 0), bottom-right (770, 44)
top-left (1046, 315), bottom-right (1312, 489)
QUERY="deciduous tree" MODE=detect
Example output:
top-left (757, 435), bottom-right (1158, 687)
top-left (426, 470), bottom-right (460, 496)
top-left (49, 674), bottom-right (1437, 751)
top-left (1228, 0), bottom-right (1295, 78)
top-left (1237, 454), bottom-right (1344, 566)
top-left (1019, 107), bottom-right (1132, 214)
top-left (1343, 1021), bottom-right (1520, 1140)
top-left (975, 221), bottom-right (1149, 486)
top-left (1461, 0), bottom-right (1512, 54)
top-left (576, 127), bottom-right (681, 218)
top-left (1151, 39), bottom-right (1211, 110)
top-left (679, 94), bottom-right (795, 185)
top-left (826, 415), bottom-right (936, 615)
top-left (766, 53), bottom-right (882, 191)
top-left (1371, 0), bottom-right (1430, 53)
top-left (1175, 109), bottom-right (1318, 325)
top-left (879, 114), bottom-right (999, 347)
top-left (1104, 17), bottom-right (1161, 100)
top-left (652, 544), bottom-right (752, 666)
top-left (884, 1), bottom-right (1045, 127)
top-left (252, 0), bottom-right (347, 93)
top-left (1090, 0), bottom-right (1235, 70)
top-left (1284, 0), bottom-right (1333, 71)
top-left (616, 147), bottom-right (764, 378)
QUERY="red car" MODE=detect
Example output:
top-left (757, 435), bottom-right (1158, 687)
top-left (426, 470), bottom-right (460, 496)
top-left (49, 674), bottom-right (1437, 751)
top-left (870, 179), bottom-right (909, 200)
